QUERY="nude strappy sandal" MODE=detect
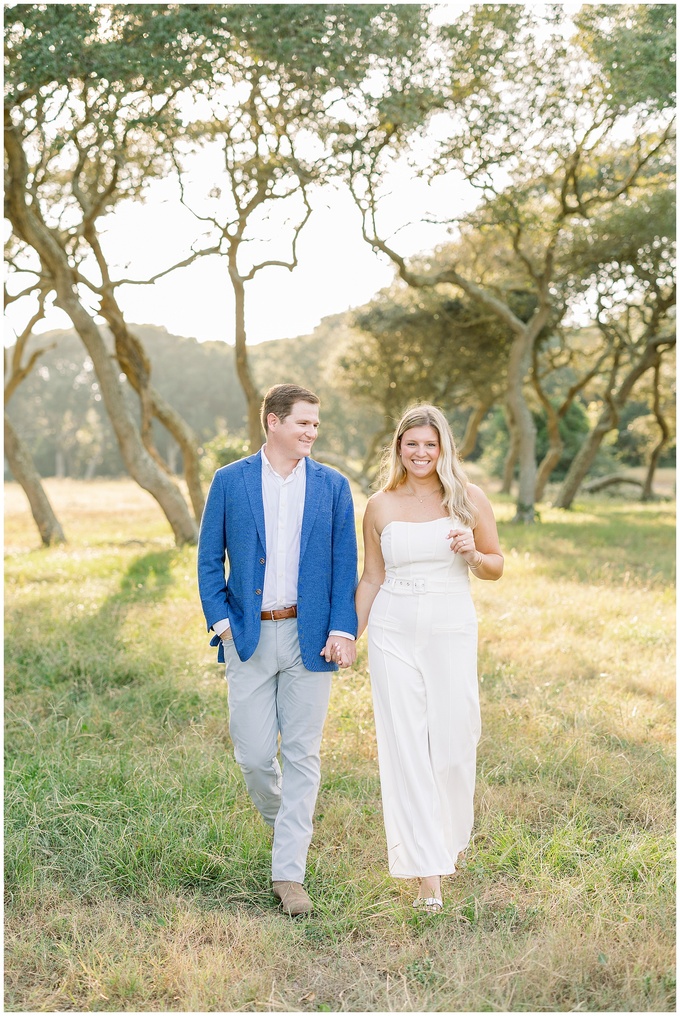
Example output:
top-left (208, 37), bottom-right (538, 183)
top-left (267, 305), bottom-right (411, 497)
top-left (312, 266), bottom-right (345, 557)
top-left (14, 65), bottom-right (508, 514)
top-left (412, 895), bottom-right (443, 914)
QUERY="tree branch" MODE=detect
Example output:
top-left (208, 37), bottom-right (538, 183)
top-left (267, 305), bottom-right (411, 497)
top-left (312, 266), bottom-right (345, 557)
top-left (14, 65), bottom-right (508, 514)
top-left (112, 244), bottom-right (223, 288)
top-left (5, 289), bottom-right (52, 401)
top-left (241, 183), bottom-right (313, 281)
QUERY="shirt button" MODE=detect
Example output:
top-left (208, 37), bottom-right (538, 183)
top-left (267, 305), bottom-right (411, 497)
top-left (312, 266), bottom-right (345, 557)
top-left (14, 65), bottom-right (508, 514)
top-left (259, 558), bottom-right (265, 565)
top-left (255, 589), bottom-right (262, 595)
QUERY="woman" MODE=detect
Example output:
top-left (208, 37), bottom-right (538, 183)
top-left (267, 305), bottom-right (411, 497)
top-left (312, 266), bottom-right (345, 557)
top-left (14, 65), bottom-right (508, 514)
top-left (356, 405), bottom-right (503, 913)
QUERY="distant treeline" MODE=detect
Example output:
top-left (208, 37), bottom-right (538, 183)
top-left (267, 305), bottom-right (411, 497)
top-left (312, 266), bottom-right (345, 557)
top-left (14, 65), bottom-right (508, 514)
top-left (4, 316), bottom-right (379, 480)
top-left (6, 314), bottom-right (672, 484)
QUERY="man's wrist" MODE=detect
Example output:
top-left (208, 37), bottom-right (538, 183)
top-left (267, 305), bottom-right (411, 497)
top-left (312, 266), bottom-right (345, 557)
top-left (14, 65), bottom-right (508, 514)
top-left (329, 630), bottom-right (355, 641)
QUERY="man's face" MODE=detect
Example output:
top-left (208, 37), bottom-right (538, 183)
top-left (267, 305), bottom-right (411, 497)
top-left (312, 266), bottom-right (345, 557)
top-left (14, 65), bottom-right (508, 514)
top-left (267, 400), bottom-right (320, 460)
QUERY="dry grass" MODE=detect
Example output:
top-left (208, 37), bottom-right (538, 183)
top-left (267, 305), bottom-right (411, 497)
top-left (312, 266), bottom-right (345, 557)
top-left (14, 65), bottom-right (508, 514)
top-left (4, 477), bottom-right (676, 1012)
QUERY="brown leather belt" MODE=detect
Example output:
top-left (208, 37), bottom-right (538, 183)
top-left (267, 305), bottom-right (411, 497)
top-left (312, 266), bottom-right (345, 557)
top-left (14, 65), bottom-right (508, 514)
top-left (260, 606), bottom-right (298, 621)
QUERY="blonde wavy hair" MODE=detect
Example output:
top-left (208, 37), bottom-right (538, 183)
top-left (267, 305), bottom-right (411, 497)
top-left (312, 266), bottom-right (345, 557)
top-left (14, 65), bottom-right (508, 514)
top-left (381, 404), bottom-right (478, 528)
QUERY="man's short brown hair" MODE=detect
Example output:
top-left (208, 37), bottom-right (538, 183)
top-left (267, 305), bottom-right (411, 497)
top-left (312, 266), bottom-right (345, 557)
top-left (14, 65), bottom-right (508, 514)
top-left (260, 383), bottom-right (320, 434)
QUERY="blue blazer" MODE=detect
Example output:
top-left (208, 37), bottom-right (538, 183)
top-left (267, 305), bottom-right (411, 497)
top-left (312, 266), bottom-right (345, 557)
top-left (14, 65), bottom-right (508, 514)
top-left (197, 451), bottom-right (358, 671)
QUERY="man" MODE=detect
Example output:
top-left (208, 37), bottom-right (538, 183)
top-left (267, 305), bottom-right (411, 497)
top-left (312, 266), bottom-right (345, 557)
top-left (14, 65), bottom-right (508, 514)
top-left (198, 383), bottom-right (358, 916)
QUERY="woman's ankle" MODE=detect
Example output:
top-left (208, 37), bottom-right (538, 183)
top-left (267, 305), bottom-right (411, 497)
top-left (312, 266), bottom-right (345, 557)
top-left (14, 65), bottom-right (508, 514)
top-left (418, 875), bottom-right (441, 898)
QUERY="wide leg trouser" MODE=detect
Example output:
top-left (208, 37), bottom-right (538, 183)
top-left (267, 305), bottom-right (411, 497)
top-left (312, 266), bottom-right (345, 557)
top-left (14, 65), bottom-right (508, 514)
top-left (224, 618), bottom-right (332, 883)
top-left (368, 587), bottom-right (480, 878)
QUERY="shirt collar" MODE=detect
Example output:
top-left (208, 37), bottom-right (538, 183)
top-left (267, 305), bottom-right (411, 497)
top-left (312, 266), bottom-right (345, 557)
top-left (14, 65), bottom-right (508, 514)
top-left (261, 445), bottom-right (306, 480)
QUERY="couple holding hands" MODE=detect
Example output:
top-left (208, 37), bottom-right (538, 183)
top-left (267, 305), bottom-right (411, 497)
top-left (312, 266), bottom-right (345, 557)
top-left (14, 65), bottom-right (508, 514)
top-left (198, 384), bottom-right (503, 916)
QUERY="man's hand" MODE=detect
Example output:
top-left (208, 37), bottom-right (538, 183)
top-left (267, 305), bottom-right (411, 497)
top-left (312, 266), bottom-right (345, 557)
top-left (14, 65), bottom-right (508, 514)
top-left (320, 635), bottom-right (356, 668)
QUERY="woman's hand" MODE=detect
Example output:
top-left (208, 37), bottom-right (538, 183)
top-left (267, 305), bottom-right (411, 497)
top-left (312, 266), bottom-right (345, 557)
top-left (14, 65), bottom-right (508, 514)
top-left (320, 635), bottom-right (356, 668)
top-left (446, 486), bottom-right (504, 581)
top-left (447, 528), bottom-right (482, 566)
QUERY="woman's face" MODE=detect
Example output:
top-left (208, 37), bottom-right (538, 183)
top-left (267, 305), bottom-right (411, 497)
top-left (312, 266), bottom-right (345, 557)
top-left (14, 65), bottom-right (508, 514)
top-left (399, 425), bottom-right (440, 481)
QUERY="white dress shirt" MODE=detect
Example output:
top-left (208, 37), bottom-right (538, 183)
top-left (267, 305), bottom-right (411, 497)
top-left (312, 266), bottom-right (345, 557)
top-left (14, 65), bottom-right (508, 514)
top-left (261, 446), bottom-right (306, 610)
top-left (213, 448), bottom-right (354, 642)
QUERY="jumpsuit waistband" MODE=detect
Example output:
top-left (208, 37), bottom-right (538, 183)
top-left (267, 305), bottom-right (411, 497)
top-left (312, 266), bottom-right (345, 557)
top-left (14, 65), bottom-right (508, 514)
top-left (382, 574), bottom-right (470, 595)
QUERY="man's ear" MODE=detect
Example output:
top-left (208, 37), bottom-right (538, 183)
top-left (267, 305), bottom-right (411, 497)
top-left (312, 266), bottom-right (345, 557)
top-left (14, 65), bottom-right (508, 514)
top-left (267, 412), bottom-right (280, 432)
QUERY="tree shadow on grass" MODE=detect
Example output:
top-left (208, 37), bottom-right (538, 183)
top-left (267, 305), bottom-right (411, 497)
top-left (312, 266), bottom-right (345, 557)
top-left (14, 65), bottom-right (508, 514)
top-left (115, 549), bottom-right (177, 605)
top-left (5, 549), bottom-right (181, 697)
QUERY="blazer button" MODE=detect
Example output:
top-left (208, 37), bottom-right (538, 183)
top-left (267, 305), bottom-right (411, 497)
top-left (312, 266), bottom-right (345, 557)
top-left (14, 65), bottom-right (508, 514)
top-left (255, 589), bottom-right (262, 595)
top-left (259, 558), bottom-right (265, 565)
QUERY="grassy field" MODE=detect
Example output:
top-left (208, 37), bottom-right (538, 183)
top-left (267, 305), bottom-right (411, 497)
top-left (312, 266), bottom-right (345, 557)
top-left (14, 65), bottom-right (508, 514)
top-left (4, 476), bottom-right (676, 1013)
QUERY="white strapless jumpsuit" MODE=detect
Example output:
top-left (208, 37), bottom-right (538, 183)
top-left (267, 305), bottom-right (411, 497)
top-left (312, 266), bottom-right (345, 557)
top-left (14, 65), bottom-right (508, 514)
top-left (367, 517), bottom-right (481, 878)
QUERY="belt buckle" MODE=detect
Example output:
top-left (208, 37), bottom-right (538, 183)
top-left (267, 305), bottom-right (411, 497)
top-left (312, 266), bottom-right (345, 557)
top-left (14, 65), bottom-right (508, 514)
top-left (413, 578), bottom-right (426, 593)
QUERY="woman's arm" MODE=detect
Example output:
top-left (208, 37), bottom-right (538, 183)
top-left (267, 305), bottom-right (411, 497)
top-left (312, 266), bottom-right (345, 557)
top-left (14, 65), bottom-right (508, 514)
top-left (449, 484), bottom-right (504, 581)
top-left (355, 497), bottom-right (387, 638)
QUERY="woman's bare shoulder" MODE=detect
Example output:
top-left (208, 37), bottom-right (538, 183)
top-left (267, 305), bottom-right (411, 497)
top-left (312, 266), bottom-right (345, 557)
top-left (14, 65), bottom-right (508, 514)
top-left (367, 489), bottom-right (391, 505)
top-left (467, 483), bottom-right (498, 520)
top-left (365, 490), bottom-right (388, 515)
top-left (367, 488), bottom-right (403, 508)
top-left (365, 489), bottom-right (400, 528)
top-left (466, 482), bottom-right (491, 506)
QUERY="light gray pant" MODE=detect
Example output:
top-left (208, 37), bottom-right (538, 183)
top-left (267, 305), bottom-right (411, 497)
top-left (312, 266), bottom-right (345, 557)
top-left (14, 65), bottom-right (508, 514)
top-left (223, 618), bottom-right (332, 883)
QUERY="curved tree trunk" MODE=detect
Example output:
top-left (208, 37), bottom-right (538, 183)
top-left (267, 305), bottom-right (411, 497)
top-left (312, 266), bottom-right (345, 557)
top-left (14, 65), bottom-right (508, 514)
top-left (535, 445), bottom-right (563, 502)
top-left (554, 407), bottom-right (616, 509)
top-left (5, 412), bottom-right (66, 545)
top-left (458, 399), bottom-right (492, 459)
top-left (642, 361), bottom-right (670, 502)
top-left (532, 353), bottom-right (563, 502)
top-left (555, 344), bottom-right (667, 509)
top-left (534, 401), bottom-right (563, 502)
top-left (361, 422), bottom-right (392, 486)
top-left (642, 441), bottom-right (667, 502)
top-left (4, 120), bottom-right (197, 545)
top-left (56, 290), bottom-right (199, 543)
top-left (533, 338), bottom-right (618, 503)
top-left (146, 386), bottom-right (205, 520)
top-left (231, 269), bottom-right (263, 453)
top-left (583, 474), bottom-right (643, 493)
top-left (99, 295), bottom-right (205, 521)
top-left (505, 328), bottom-right (542, 521)
top-left (500, 402), bottom-right (519, 495)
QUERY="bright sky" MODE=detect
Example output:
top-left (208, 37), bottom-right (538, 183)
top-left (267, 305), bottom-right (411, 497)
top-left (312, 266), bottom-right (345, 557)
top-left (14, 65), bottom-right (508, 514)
top-left (5, 1), bottom-right (586, 349)
top-left (3, 1), bottom-right (483, 349)
top-left (5, 154), bottom-right (469, 348)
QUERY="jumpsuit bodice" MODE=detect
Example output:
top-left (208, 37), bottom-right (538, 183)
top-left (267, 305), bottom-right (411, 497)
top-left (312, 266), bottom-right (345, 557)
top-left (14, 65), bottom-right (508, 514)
top-left (379, 516), bottom-right (472, 594)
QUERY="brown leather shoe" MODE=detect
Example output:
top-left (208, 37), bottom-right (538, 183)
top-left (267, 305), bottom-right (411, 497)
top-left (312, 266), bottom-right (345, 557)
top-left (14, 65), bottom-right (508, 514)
top-left (272, 880), bottom-right (313, 916)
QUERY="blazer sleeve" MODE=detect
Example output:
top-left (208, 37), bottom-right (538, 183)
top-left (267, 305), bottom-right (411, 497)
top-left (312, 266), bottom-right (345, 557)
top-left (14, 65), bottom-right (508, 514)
top-left (329, 476), bottom-right (359, 636)
top-left (197, 469), bottom-right (229, 632)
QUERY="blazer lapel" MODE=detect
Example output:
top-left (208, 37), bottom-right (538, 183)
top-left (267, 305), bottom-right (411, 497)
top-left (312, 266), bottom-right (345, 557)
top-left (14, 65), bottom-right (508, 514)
top-left (243, 452), bottom-right (267, 551)
top-left (300, 458), bottom-right (325, 561)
